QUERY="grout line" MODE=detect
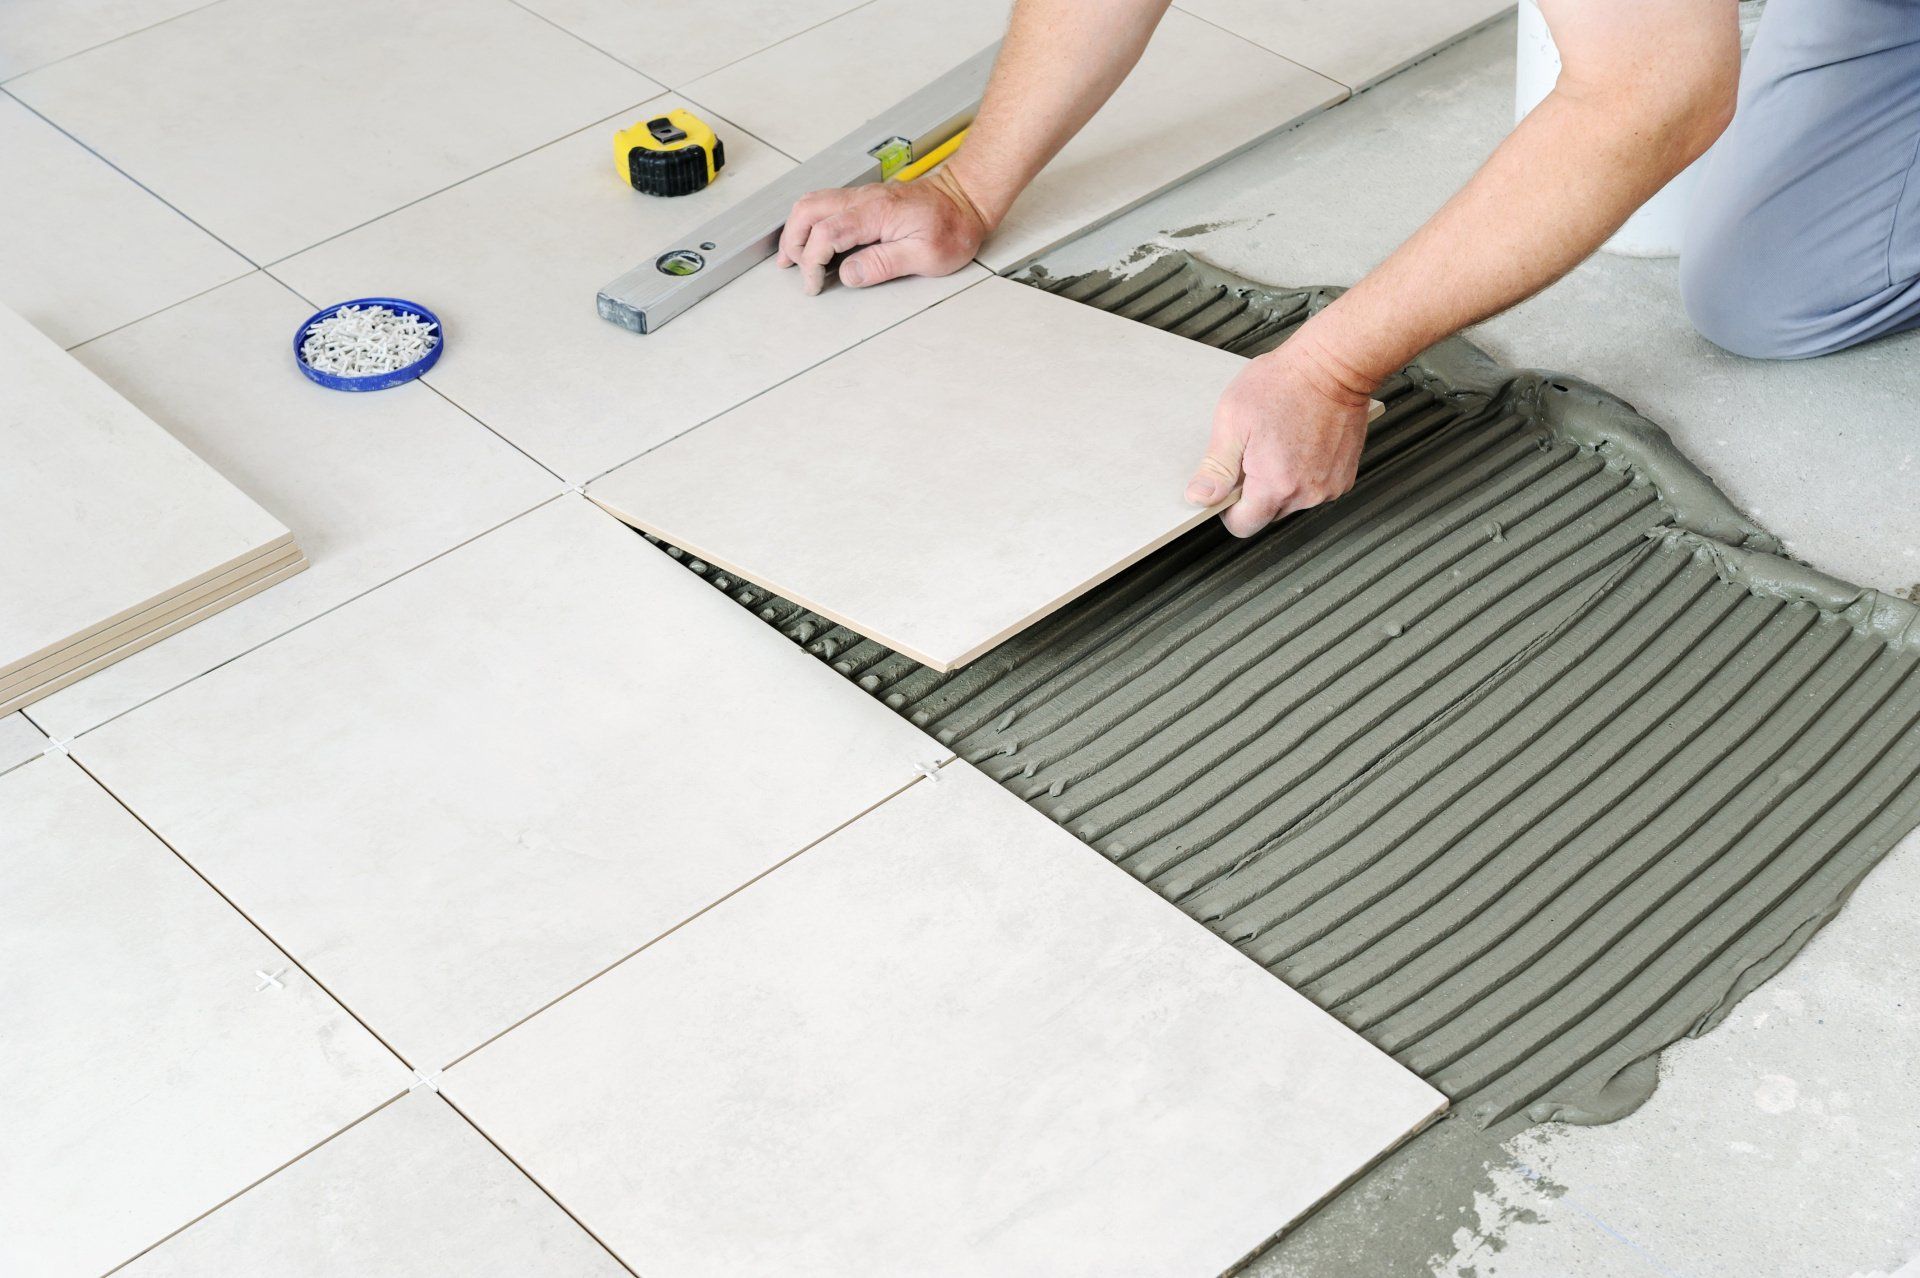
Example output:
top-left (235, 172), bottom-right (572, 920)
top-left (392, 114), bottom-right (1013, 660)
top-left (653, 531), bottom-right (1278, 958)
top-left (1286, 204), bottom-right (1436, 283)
top-left (665, 0), bottom-right (881, 88)
top-left (63, 494), bottom-right (565, 741)
top-left (1164, 4), bottom-right (1350, 97)
top-left (257, 97), bottom-right (667, 269)
top-left (97, 1091), bottom-right (410, 1275)
top-left (504, 0), bottom-right (661, 82)
top-left (0, 86), bottom-right (259, 267)
top-left (62, 267), bottom-right (256, 353)
top-left (437, 771), bottom-right (930, 1071)
top-left (579, 268), bottom-right (995, 488)
top-left (68, 749), bottom-right (423, 1070)
top-left (258, 268), bottom-right (569, 484)
top-left (435, 1093), bottom-right (644, 1278)
top-left (675, 89), bottom-right (803, 164)
top-left (0, 0), bottom-right (231, 86)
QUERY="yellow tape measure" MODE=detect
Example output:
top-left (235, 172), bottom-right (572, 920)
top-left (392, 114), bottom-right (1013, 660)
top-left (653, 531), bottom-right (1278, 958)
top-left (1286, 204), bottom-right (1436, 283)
top-left (615, 109), bottom-right (725, 197)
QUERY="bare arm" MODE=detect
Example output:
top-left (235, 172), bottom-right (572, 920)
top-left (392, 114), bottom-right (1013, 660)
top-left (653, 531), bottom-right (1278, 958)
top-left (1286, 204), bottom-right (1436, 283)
top-left (1192, 0), bottom-right (1741, 533)
top-left (775, 0), bottom-right (1171, 291)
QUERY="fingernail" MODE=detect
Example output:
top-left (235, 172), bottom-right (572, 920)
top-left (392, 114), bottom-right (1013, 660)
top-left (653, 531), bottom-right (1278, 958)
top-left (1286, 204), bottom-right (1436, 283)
top-left (841, 260), bottom-right (866, 286)
top-left (1186, 479), bottom-right (1219, 504)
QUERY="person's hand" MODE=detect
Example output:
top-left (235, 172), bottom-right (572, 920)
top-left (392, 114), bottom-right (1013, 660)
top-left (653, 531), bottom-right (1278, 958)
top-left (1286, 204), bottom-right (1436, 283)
top-left (775, 165), bottom-right (990, 295)
top-left (1186, 338), bottom-right (1374, 538)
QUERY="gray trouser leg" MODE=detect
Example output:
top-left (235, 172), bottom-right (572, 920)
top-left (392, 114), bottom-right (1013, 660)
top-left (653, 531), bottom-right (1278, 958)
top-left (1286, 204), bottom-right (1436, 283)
top-left (1680, 0), bottom-right (1920, 359)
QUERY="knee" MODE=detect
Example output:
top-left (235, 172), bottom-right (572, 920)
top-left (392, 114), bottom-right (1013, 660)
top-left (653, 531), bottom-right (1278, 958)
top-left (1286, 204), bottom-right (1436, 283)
top-left (1679, 215), bottom-right (1821, 360)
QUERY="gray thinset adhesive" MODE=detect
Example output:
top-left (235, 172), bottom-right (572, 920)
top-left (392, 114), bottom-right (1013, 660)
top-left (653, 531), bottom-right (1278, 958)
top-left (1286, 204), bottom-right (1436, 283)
top-left (645, 251), bottom-right (1920, 1128)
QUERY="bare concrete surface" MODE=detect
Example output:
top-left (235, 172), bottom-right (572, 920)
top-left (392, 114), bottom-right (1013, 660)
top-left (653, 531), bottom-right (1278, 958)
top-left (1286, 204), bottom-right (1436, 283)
top-left (1033, 16), bottom-right (1920, 1277)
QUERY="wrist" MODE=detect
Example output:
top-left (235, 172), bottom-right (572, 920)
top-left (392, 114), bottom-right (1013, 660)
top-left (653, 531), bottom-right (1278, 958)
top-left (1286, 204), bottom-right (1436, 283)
top-left (936, 151), bottom-right (1011, 235)
top-left (1273, 313), bottom-right (1381, 408)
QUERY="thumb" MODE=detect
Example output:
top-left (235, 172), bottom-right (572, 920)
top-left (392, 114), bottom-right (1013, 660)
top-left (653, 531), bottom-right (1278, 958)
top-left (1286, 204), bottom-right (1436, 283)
top-left (1186, 418), bottom-right (1245, 506)
top-left (839, 237), bottom-right (941, 288)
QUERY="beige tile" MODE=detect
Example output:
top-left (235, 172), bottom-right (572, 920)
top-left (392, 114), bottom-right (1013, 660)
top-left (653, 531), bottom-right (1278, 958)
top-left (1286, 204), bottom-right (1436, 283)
top-left (977, 8), bottom-right (1347, 271)
top-left (0, 300), bottom-right (288, 678)
top-left (683, 0), bottom-right (1012, 161)
top-left (684, 0), bottom-right (1344, 271)
top-left (0, 94), bottom-right (248, 347)
top-left (0, 0), bottom-right (213, 80)
top-left (7, 0), bottom-right (658, 262)
top-left (276, 97), bottom-right (987, 484)
top-left (26, 273), bottom-right (554, 739)
top-left (446, 762), bottom-right (1445, 1277)
top-left (1176, 0), bottom-right (1515, 90)
top-left (118, 1091), bottom-right (626, 1277)
top-left (76, 498), bottom-right (943, 1070)
top-left (589, 276), bottom-right (1244, 670)
top-left (0, 713), bottom-right (46, 773)
top-left (514, 0), bottom-right (870, 88)
top-left (0, 754), bottom-right (407, 1278)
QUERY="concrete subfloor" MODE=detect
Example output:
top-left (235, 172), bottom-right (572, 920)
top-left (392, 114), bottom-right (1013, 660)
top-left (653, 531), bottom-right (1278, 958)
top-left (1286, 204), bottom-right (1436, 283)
top-left (1032, 16), bottom-right (1920, 1278)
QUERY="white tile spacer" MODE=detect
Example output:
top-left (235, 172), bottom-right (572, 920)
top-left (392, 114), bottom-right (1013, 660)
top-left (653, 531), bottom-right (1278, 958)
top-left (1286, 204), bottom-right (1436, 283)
top-left (253, 968), bottom-right (287, 992)
top-left (40, 738), bottom-right (72, 759)
top-left (409, 1068), bottom-right (443, 1094)
top-left (563, 481), bottom-right (587, 497)
top-left (913, 760), bottom-right (943, 783)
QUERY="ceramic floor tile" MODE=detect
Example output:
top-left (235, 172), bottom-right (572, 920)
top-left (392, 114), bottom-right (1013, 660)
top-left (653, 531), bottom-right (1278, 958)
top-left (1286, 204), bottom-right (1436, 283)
top-left (0, 754), bottom-right (407, 1278)
top-left (446, 762), bottom-right (1445, 1277)
top-left (0, 0), bottom-right (214, 80)
top-left (76, 497), bottom-right (943, 1070)
top-left (275, 97), bottom-right (987, 483)
top-left (0, 299), bottom-right (289, 678)
top-left (588, 275), bottom-right (1245, 670)
top-left (513, 0), bottom-right (870, 87)
top-left (0, 713), bottom-right (46, 773)
top-left (7, 0), bottom-right (658, 263)
top-left (25, 272), bottom-right (555, 739)
top-left (683, 0), bottom-right (1012, 161)
top-left (684, 0), bottom-right (1344, 272)
top-left (118, 1091), bottom-right (627, 1277)
top-left (1176, 0), bottom-right (1514, 90)
top-left (0, 93), bottom-right (249, 348)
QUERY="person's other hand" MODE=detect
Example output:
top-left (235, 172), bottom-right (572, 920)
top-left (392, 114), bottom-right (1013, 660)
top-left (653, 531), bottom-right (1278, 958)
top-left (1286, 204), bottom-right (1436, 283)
top-left (1186, 339), bottom-right (1374, 538)
top-left (776, 166), bottom-right (990, 295)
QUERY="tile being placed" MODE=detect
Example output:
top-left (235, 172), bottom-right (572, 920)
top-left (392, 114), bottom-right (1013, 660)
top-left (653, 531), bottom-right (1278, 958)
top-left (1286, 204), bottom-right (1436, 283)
top-left (0, 94), bottom-right (248, 347)
top-left (513, 0), bottom-right (870, 87)
top-left (588, 275), bottom-right (1244, 671)
top-left (7, 0), bottom-right (657, 262)
top-left (0, 754), bottom-right (407, 1278)
top-left (26, 272), bottom-right (554, 739)
top-left (685, 0), bottom-right (1345, 271)
top-left (447, 763), bottom-right (1446, 1277)
top-left (118, 1091), bottom-right (627, 1278)
top-left (76, 497), bottom-right (941, 1070)
top-left (1175, 0), bottom-right (1514, 90)
top-left (276, 98), bottom-right (986, 483)
top-left (0, 0), bottom-right (214, 80)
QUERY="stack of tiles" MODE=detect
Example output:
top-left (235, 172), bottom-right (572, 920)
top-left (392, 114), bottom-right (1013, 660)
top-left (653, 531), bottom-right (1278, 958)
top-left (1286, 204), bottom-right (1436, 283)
top-left (0, 304), bottom-right (302, 716)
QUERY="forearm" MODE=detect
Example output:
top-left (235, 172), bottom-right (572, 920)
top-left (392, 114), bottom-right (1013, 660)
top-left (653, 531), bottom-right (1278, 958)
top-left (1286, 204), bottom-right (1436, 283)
top-left (945, 0), bottom-right (1172, 230)
top-left (1293, 0), bottom-right (1738, 397)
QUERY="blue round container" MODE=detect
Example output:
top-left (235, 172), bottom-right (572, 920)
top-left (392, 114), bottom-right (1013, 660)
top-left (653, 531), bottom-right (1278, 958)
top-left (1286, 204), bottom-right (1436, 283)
top-left (294, 297), bottom-right (443, 391)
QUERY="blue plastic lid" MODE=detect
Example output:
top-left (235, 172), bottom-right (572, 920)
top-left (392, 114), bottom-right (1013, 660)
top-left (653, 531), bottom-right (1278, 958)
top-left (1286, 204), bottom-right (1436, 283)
top-left (294, 297), bottom-right (443, 391)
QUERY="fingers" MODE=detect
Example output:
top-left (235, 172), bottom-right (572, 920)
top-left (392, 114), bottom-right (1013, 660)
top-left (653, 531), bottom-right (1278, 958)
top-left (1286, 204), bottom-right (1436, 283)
top-left (1185, 417), bottom-right (1245, 507)
top-left (775, 189), bottom-right (861, 274)
top-left (1221, 481), bottom-right (1291, 538)
top-left (837, 236), bottom-right (943, 288)
top-left (793, 201), bottom-right (895, 296)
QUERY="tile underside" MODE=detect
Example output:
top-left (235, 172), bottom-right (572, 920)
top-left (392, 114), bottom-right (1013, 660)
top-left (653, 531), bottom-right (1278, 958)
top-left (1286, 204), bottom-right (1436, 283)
top-left (650, 251), bottom-right (1920, 1129)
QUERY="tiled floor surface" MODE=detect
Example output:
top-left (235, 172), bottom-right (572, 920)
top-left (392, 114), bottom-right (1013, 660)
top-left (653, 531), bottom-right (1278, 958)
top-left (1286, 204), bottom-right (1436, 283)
top-left (28, 4), bottom-right (1906, 1277)
top-left (0, 1), bottom-right (1505, 1273)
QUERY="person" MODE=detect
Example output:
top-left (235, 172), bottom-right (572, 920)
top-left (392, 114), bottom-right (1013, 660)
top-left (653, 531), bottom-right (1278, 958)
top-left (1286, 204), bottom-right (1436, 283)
top-left (774, 0), bottom-right (1920, 538)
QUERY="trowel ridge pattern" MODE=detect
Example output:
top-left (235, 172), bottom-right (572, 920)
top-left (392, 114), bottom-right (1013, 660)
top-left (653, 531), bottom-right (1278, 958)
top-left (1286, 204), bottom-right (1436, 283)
top-left (641, 250), bottom-right (1920, 1128)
